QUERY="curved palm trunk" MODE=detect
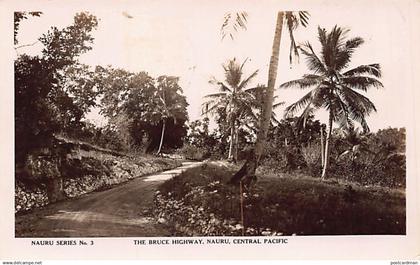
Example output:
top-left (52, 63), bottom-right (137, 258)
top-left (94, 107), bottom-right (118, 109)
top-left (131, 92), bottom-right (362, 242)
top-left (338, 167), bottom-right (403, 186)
top-left (229, 11), bottom-right (284, 185)
top-left (156, 120), bottom-right (166, 155)
top-left (321, 110), bottom-right (333, 179)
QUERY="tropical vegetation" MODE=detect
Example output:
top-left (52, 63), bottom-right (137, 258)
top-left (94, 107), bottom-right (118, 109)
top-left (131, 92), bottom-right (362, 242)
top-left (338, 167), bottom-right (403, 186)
top-left (14, 10), bottom-right (406, 237)
top-left (281, 25), bottom-right (383, 179)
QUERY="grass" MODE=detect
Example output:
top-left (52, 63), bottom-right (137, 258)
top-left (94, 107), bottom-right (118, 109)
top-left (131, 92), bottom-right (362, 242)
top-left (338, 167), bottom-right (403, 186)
top-left (157, 162), bottom-right (405, 236)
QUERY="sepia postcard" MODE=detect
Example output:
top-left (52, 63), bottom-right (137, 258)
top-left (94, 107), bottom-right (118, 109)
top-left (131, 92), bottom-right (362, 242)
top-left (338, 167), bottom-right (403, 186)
top-left (0, 0), bottom-right (419, 261)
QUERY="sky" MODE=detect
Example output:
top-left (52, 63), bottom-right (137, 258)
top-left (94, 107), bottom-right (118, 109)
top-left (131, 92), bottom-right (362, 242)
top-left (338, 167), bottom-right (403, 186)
top-left (15, 0), bottom-right (413, 132)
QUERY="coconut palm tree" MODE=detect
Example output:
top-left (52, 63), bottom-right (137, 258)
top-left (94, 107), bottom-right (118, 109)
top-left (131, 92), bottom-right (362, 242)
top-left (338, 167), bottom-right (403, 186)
top-left (280, 26), bottom-right (383, 179)
top-left (203, 58), bottom-right (259, 161)
top-left (225, 11), bottom-right (309, 185)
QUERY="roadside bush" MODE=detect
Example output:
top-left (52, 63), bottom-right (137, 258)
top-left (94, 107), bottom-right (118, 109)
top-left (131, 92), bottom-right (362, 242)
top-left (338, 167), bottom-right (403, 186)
top-left (178, 144), bottom-right (204, 160)
top-left (261, 144), bottom-right (305, 173)
top-left (301, 143), bottom-right (322, 177)
top-left (331, 152), bottom-right (405, 188)
top-left (328, 128), bottom-right (406, 188)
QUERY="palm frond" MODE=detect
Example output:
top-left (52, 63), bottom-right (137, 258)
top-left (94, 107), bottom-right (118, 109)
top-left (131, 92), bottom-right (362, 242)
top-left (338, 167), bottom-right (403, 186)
top-left (295, 103), bottom-right (317, 130)
top-left (221, 12), bottom-right (248, 40)
top-left (337, 112), bottom-right (355, 132)
top-left (285, 12), bottom-right (299, 64)
top-left (338, 86), bottom-right (377, 132)
top-left (271, 113), bottom-right (281, 126)
top-left (244, 85), bottom-right (265, 94)
top-left (340, 86), bottom-right (377, 114)
top-left (285, 11), bottom-right (310, 64)
top-left (298, 11), bottom-right (310, 27)
top-left (238, 69), bottom-right (259, 90)
top-left (345, 37), bottom-right (364, 50)
top-left (335, 37), bottom-right (364, 70)
top-left (209, 77), bottom-right (233, 93)
top-left (201, 96), bottom-right (228, 115)
top-left (203, 92), bottom-right (228, 99)
top-left (245, 85), bottom-right (265, 102)
top-left (280, 74), bottom-right (322, 89)
top-left (319, 25), bottom-right (350, 70)
top-left (239, 104), bottom-right (259, 121)
top-left (239, 57), bottom-right (249, 72)
top-left (284, 88), bottom-right (317, 118)
top-left (273, 101), bottom-right (285, 109)
top-left (341, 76), bottom-right (383, 91)
top-left (299, 42), bottom-right (327, 74)
top-left (330, 90), bottom-right (354, 131)
top-left (348, 108), bottom-right (370, 132)
top-left (317, 26), bottom-right (328, 66)
top-left (343, 64), bottom-right (381, 78)
top-left (219, 82), bottom-right (233, 92)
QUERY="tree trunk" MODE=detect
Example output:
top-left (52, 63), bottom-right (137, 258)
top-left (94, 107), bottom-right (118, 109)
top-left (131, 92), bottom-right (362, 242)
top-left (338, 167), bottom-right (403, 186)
top-left (156, 120), bottom-right (166, 155)
top-left (321, 111), bottom-right (333, 180)
top-left (234, 125), bottom-right (239, 162)
top-left (229, 11), bottom-right (284, 185)
top-left (228, 124), bottom-right (235, 160)
top-left (320, 125), bottom-right (325, 167)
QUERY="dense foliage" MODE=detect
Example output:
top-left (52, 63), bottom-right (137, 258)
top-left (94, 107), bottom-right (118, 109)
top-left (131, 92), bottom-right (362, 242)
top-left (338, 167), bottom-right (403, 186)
top-left (329, 127), bottom-right (406, 187)
top-left (15, 12), bottom-right (99, 163)
top-left (15, 12), bottom-right (189, 162)
top-left (260, 121), bottom-right (406, 188)
top-left (98, 67), bottom-right (189, 152)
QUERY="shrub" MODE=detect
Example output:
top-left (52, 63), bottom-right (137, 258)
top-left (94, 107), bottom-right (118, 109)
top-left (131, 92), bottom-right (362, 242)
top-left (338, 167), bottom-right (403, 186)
top-left (331, 151), bottom-right (405, 188)
top-left (301, 143), bottom-right (322, 177)
top-left (327, 128), bottom-right (406, 188)
top-left (261, 144), bottom-right (305, 173)
top-left (178, 144), bottom-right (204, 161)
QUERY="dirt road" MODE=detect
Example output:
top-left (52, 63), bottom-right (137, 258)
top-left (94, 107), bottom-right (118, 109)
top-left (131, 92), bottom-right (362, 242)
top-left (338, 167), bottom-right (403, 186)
top-left (15, 161), bottom-right (202, 237)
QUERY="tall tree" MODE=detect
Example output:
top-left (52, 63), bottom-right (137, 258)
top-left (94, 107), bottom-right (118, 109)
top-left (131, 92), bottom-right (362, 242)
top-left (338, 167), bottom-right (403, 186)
top-left (280, 26), bottom-right (383, 179)
top-left (154, 76), bottom-right (189, 154)
top-left (227, 11), bottom-right (309, 185)
top-left (15, 12), bottom-right (98, 162)
top-left (203, 58), bottom-right (259, 161)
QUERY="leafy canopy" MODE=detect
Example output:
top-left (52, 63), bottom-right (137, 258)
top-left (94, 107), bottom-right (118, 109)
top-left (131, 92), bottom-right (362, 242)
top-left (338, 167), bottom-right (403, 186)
top-left (15, 12), bottom-right (99, 161)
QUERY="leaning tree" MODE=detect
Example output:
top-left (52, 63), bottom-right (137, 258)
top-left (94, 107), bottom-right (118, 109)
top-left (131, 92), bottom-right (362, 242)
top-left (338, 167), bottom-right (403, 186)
top-left (224, 11), bottom-right (310, 185)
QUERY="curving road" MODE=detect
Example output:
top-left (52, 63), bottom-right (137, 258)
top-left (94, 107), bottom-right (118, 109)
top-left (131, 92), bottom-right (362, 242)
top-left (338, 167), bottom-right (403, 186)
top-left (15, 161), bottom-right (203, 237)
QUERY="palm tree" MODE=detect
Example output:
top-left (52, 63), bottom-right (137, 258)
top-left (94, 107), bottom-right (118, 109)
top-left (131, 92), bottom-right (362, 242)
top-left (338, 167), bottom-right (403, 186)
top-left (154, 76), bottom-right (187, 155)
top-left (280, 26), bottom-right (383, 179)
top-left (225, 11), bottom-right (309, 185)
top-left (203, 58), bottom-right (259, 161)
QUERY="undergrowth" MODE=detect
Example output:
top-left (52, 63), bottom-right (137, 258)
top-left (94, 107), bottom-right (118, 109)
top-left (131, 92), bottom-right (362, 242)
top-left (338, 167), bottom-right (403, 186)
top-left (155, 162), bottom-right (405, 236)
